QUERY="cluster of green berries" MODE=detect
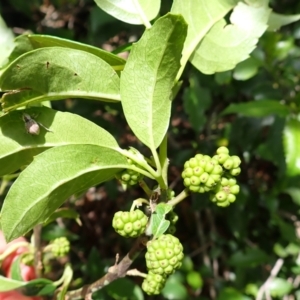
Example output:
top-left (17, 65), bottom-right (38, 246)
top-left (50, 237), bottom-right (70, 257)
top-left (116, 148), bottom-right (144, 186)
top-left (212, 146), bottom-right (241, 176)
top-left (182, 146), bottom-right (241, 206)
top-left (112, 209), bottom-right (148, 238)
top-left (142, 234), bottom-right (184, 295)
top-left (210, 176), bottom-right (240, 207)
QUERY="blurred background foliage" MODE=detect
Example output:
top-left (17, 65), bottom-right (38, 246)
top-left (1, 0), bottom-right (300, 299)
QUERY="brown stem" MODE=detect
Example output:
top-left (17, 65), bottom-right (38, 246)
top-left (65, 236), bottom-right (148, 300)
top-left (33, 224), bottom-right (43, 278)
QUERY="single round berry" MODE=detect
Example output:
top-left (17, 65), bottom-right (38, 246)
top-left (145, 234), bottom-right (184, 275)
top-left (112, 209), bottom-right (148, 238)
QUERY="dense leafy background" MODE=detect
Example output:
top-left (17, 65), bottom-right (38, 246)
top-left (1, 0), bottom-right (300, 299)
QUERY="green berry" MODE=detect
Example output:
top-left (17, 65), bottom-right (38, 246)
top-left (142, 272), bottom-right (167, 295)
top-left (216, 146), bottom-right (229, 155)
top-left (230, 167), bottom-right (241, 176)
top-left (112, 209), bottom-right (148, 238)
top-left (145, 234), bottom-right (184, 275)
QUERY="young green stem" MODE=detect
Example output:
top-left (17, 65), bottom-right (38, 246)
top-left (139, 180), bottom-right (152, 197)
top-left (167, 188), bottom-right (190, 207)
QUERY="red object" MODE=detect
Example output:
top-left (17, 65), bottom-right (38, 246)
top-left (0, 232), bottom-right (42, 300)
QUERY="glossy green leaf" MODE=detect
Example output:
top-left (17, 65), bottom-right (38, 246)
top-left (5, 34), bottom-right (125, 69)
top-left (172, 0), bottom-right (270, 74)
top-left (0, 16), bottom-right (14, 70)
top-left (268, 12), bottom-right (300, 32)
top-left (0, 47), bottom-right (121, 112)
top-left (0, 106), bottom-right (120, 176)
top-left (94, 0), bottom-right (160, 25)
top-left (1, 144), bottom-right (129, 241)
top-left (120, 14), bottom-right (187, 149)
top-left (221, 100), bottom-right (290, 118)
top-left (283, 118), bottom-right (300, 176)
top-left (268, 278), bottom-right (293, 297)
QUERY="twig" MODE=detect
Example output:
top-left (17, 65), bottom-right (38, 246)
top-left (33, 224), bottom-right (43, 278)
top-left (256, 258), bottom-right (284, 300)
top-left (65, 236), bottom-right (148, 300)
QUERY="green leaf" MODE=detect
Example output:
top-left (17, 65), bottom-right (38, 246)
top-left (105, 278), bottom-right (144, 300)
top-left (0, 16), bottom-right (14, 70)
top-left (221, 100), bottom-right (290, 118)
top-left (217, 287), bottom-right (251, 300)
top-left (268, 12), bottom-right (300, 32)
top-left (5, 34), bottom-right (125, 70)
top-left (0, 276), bottom-right (27, 292)
top-left (229, 248), bottom-right (269, 267)
top-left (233, 56), bottom-right (261, 81)
top-left (172, 0), bottom-right (270, 74)
top-left (285, 187), bottom-right (300, 206)
top-left (162, 277), bottom-right (188, 300)
top-left (149, 203), bottom-right (172, 238)
top-left (21, 278), bottom-right (56, 296)
top-left (183, 74), bottom-right (211, 133)
top-left (9, 256), bottom-right (23, 281)
top-left (268, 278), bottom-right (293, 297)
top-left (1, 144), bottom-right (129, 241)
top-left (120, 14), bottom-right (187, 149)
top-left (0, 106), bottom-right (120, 176)
top-left (94, 0), bottom-right (160, 25)
top-left (283, 118), bottom-right (300, 177)
top-left (0, 47), bottom-right (121, 112)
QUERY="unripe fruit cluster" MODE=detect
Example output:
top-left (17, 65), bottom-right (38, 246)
top-left (50, 237), bottom-right (70, 257)
top-left (116, 148), bottom-right (144, 186)
top-left (182, 154), bottom-right (223, 193)
top-left (142, 234), bottom-right (184, 295)
top-left (142, 272), bottom-right (167, 295)
top-left (145, 234), bottom-right (184, 275)
top-left (112, 209), bottom-right (148, 238)
top-left (182, 146), bottom-right (241, 206)
top-left (210, 176), bottom-right (240, 207)
top-left (212, 146), bottom-right (241, 176)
